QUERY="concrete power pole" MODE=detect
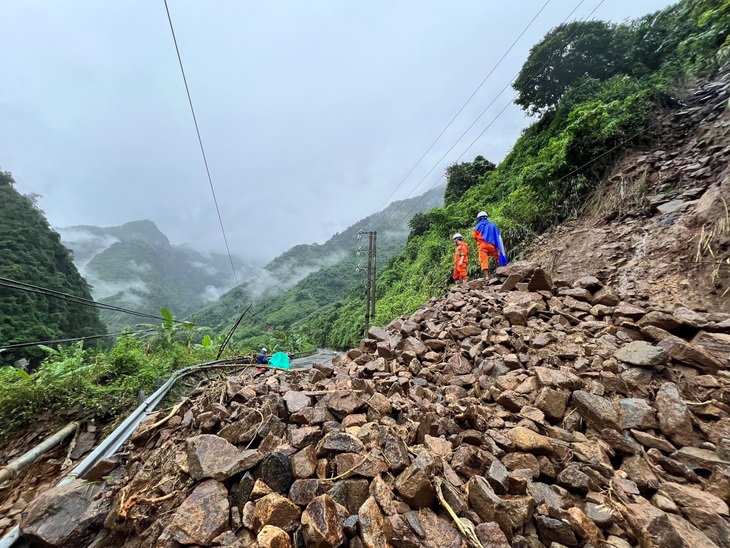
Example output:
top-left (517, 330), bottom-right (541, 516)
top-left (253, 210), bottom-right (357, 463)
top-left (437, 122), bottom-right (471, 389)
top-left (358, 230), bottom-right (377, 335)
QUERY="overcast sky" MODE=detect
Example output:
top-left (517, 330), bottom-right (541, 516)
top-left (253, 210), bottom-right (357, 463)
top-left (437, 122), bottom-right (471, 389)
top-left (2, 0), bottom-right (674, 265)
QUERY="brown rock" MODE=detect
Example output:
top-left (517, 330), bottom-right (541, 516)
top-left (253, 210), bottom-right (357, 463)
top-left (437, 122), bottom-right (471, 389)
top-left (21, 479), bottom-right (110, 548)
top-left (692, 331), bottom-right (730, 367)
top-left (505, 426), bottom-right (553, 454)
top-left (257, 525), bottom-right (292, 548)
top-left (321, 391), bottom-right (366, 417)
top-left (334, 452), bottom-right (388, 478)
top-left (395, 465), bottom-right (434, 508)
top-left (318, 432), bottom-right (365, 455)
top-left (358, 496), bottom-right (390, 548)
top-left (187, 435), bottom-right (263, 481)
top-left (655, 382), bottom-right (696, 447)
top-left (290, 445), bottom-right (317, 479)
top-left (658, 335), bottom-right (722, 372)
top-left (283, 391), bottom-right (313, 414)
top-left (475, 522), bottom-right (510, 547)
top-left (528, 268), bottom-right (553, 291)
top-left (301, 495), bottom-right (348, 548)
top-left (382, 434), bottom-right (410, 473)
top-left (637, 310), bottom-right (681, 331)
top-left (253, 493), bottom-right (302, 534)
top-left (168, 480), bottom-right (229, 545)
top-left (572, 390), bottom-right (620, 431)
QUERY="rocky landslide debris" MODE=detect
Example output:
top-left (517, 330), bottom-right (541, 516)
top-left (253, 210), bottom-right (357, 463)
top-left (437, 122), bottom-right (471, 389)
top-left (19, 266), bottom-right (730, 547)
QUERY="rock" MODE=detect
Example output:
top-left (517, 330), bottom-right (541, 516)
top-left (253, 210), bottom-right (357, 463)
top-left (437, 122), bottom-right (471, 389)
top-left (475, 522), bottom-right (510, 547)
top-left (619, 398), bottom-right (657, 430)
top-left (187, 435), bottom-right (263, 481)
top-left (21, 479), bottom-right (110, 548)
top-left (259, 452), bottom-right (294, 493)
top-left (505, 426), bottom-right (553, 454)
top-left (623, 501), bottom-right (684, 547)
top-left (637, 310), bottom-right (681, 331)
top-left (655, 382), bottom-right (696, 447)
top-left (257, 525), bottom-right (292, 548)
top-left (535, 387), bottom-right (569, 421)
top-left (614, 340), bottom-right (669, 366)
top-left (318, 432), bottom-right (365, 455)
top-left (528, 269), bottom-right (553, 291)
top-left (692, 331), bottom-right (730, 367)
top-left (657, 335), bottom-right (723, 372)
top-left (290, 445), bottom-right (318, 479)
top-left (328, 479), bottom-right (370, 515)
top-left (301, 495), bottom-right (348, 548)
top-left (283, 391), bottom-right (313, 414)
top-left (535, 515), bottom-right (578, 546)
top-left (168, 480), bottom-right (229, 545)
top-left (572, 390), bottom-right (620, 431)
top-left (467, 476), bottom-right (501, 523)
top-left (358, 496), bottom-right (389, 548)
top-left (395, 465), bottom-right (434, 509)
top-left (321, 391), bottom-right (366, 417)
top-left (382, 434), bottom-right (410, 473)
top-left (253, 493), bottom-right (302, 534)
top-left (414, 508), bottom-right (465, 548)
top-left (288, 479), bottom-right (323, 506)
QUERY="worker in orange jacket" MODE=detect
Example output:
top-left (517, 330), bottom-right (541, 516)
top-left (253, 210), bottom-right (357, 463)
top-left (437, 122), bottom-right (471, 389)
top-left (452, 233), bottom-right (468, 284)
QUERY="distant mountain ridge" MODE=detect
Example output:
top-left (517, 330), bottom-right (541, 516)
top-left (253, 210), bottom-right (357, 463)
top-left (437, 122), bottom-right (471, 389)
top-left (58, 220), bottom-right (257, 330)
top-left (195, 186), bottom-right (445, 333)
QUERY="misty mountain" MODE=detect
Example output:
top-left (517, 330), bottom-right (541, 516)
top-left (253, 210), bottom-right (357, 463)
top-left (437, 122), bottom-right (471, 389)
top-left (195, 185), bottom-right (445, 332)
top-left (58, 220), bottom-right (258, 330)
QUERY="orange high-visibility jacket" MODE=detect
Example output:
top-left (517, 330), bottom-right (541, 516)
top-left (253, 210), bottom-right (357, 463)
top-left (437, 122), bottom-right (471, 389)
top-left (453, 240), bottom-right (468, 279)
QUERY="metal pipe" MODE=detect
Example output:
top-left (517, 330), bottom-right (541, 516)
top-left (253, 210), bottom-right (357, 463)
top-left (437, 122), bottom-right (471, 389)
top-left (0, 358), bottom-right (294, 547)
top-left (0, 422), bottom-right (79, 485)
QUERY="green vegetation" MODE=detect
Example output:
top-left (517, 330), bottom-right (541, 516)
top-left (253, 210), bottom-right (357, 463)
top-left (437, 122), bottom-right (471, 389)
top-left (0, 172), bottom-right (105, 365)
top-left (296, 0), bottom-right (730, 349)
top-left (0, 314), bottom-right (219, 440)
top-left (194, 187), bottom-right (444, 350)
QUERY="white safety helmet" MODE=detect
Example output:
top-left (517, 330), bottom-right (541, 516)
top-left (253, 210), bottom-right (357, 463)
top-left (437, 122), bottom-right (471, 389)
top-left (453, 233), bottom-right (463, 240)
top-left (261, 347), bottom-right (267, 353)
top-left (477, 211), bottom-right (488, 219)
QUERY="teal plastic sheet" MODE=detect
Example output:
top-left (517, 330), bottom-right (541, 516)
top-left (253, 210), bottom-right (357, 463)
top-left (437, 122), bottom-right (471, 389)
top-left (268, 351), bottom-right (291, 370)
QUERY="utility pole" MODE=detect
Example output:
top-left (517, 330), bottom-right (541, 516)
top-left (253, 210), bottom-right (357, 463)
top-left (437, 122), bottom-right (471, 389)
top-left (357, 230), bottom-right (377, 335)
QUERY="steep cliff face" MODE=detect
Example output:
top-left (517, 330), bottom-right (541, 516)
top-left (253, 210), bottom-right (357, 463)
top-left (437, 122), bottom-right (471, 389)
top-left (0, 172), bottom-right (105, 364)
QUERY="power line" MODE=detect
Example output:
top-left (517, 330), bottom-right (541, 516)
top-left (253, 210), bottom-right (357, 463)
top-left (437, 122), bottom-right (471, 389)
top-left (370, 0), bottom-right (559, 222)
top-left (386, 67), bottom-right (665, 238)
top-left (377, 0), bottom-right (603, 234)
top-left (0, 329), bottom-right (158, 352)
top-left (162, 0), bottom-right (239, 286)
top-left (0, 277), bottom-right (194, 325)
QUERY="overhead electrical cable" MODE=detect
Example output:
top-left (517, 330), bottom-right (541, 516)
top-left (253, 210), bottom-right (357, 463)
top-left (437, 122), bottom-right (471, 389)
top-left (386, 62), bottom-right (667, 238)
top-left (370, 0), bottom-right (558, 221)
top-left (0, 277), bottom-right (196, 325)
top-left (162, 0), bottom-right (239, 286)
top-left (376, 0), bottom-right (604, 234)
top-left (0, 329), bottom-right (159, 352)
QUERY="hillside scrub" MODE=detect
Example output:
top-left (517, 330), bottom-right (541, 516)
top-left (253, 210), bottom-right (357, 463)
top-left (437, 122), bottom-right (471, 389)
top-left (299, 0), bottom-right (730, 349)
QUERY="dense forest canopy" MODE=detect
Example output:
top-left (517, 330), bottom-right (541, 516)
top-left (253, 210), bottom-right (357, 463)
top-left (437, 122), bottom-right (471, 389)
top-left (0, 171), bottom-right (105, 364)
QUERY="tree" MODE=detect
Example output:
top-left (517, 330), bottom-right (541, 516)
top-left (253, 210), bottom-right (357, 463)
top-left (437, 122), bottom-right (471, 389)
top-left (443, 156), bottom-right (496, 206)
top-left (0, 171), bottom-right (105, 365)
top-left (513, 21), bottom-right (634, 115)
